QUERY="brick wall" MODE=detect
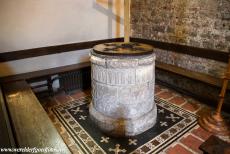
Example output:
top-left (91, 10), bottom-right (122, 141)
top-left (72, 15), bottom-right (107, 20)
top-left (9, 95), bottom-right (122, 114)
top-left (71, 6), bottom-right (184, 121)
top-left (131, 0), bottom-right (230, 107)
top-left (131, 0), bottom-right (229, 77)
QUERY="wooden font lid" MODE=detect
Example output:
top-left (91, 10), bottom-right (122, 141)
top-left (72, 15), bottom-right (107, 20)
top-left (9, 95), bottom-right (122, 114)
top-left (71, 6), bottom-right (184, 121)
top-left (93, 42), bottom-right (154, 56)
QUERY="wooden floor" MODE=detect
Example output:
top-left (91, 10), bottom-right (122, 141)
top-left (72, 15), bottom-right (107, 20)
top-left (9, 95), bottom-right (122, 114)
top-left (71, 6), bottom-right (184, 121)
top-left (39, 84), bottom-right (230, 154)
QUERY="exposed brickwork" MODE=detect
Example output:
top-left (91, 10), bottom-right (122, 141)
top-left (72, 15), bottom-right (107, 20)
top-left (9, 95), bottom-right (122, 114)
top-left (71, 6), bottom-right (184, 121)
top-left (131, 0), bottom-right (229, 108)
top-left (131, 0), bottom-right (230, 52)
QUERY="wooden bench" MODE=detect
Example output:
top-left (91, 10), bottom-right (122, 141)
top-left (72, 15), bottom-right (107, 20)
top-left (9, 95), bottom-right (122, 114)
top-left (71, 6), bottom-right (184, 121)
top-left (0, 37), bottom-right (228, 90)
top-left (155, 61), bottom-right (224, 88)
top-left (0, 87), bottom-right (15, 152)
top-left (2, 81), bottom-right (70, 153)
top-left (0, 62), bottom-right (90, 84)
top-left (0, 62), bottom-right (91, 96)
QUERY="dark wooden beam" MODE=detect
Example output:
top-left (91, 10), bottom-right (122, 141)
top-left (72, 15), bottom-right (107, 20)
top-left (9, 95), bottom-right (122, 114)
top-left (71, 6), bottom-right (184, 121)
top-left (0, 37), bottom-right (228, 63)
top-left (3, 81), bottom-right (70, 152)
top-left (0, 38), bottom-right (124, 62)
top-left (131, 37), bottom-right (229, 63)
top-left (0, 62), bottom-right (90, 83)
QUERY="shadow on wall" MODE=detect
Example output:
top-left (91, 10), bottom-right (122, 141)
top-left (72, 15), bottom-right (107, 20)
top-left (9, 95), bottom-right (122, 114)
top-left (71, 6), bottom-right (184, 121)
top-left (93, 0), bottom-right (124, 38)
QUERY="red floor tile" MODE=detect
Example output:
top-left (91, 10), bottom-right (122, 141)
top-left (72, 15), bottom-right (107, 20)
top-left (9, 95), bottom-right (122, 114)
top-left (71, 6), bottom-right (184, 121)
top-left (54, 93), bottom-right (72, 104)
top-left (180, 135), bottom-right (203, 154)
top-left (182, 102), bottom-right (201, 112)
top-left (169, 96), bottom-right (186, 106)
top-left (192, 126), bottom-right (213, 141)
top-left (155, 86), bottom-right (163, 94)
top-left (166, 144), bottom-right (192, 154)
top-left (157, 91), bottom-right (174, 99)
top-left (70, 89), bottom-right (90, 100)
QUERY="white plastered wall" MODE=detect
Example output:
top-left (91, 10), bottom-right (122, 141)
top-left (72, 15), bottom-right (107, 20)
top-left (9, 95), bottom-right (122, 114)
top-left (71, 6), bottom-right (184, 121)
top-left (0, 0), bottom-right (124, 77)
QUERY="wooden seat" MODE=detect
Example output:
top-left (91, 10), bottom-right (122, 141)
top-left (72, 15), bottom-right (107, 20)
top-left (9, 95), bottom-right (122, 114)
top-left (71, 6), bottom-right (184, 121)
top-left (0, 62), bottom-right (90, 83)
top-left (3, 81), bottom-right (70, 153)
top-left (155, 61), bottom-right (224, 88)
top-left (0, 87), bottom-right (15, 150)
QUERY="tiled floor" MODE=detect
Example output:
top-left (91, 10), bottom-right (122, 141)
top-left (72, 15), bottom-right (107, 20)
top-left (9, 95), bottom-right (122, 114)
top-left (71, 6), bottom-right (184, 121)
top-left (40, 84), bottom-right (230, 154)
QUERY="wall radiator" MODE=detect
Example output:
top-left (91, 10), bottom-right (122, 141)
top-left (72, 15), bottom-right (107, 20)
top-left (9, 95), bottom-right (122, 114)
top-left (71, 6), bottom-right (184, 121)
top-left (59, 68), bottom-right (91, 93)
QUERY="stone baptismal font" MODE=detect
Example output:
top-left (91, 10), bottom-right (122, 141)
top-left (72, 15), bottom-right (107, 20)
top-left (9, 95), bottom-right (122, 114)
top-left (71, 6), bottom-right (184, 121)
top-left (89, 0), bottom-right (157, 137)
top-left (89, 42), bottom-right (157, 136)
